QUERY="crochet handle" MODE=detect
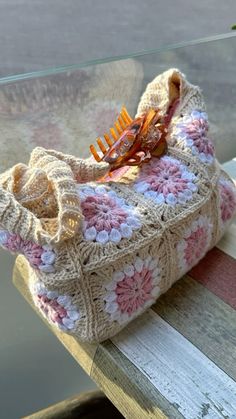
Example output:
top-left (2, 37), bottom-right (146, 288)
top-left (0, 147), bottom-right (109, 245)
top-left (136, 69), bottom-right (205, 122)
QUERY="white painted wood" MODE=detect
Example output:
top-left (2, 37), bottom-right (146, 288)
top-left (111, 310), bottom-right (236, 419)
top-left (222, 159), bottom-right (236, 183)
top-left (222, 159), bottom-right (236, 228)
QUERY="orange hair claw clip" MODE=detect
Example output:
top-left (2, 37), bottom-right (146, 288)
top-left (90, 101), bottom-right (178, 172)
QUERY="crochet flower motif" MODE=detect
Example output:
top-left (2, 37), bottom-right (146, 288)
top-left (175, 110), bottom-right (215, 164)
top-left (77, 185), bottom-right (141, 244)
top-left (104, 256), bottom-right (161, 324)
top-left (177, 215), bottom-right (212, 275)
top-left (31, 281), bottom-right (80, 331)
top-left (0, 231), bottom-right (56, 273)
top-left (134, 155), bottom-right (198, 205)
top-left (218, 178), bottom-right (236, 224)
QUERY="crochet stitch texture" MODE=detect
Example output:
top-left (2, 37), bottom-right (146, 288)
top-left (0, 69), bottom-right (235, 342)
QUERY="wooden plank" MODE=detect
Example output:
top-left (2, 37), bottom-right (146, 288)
top-left (189, 247), bottom-right (236, 309)
top-left (91, 341), bottom-right (179, 419)
top-left (152, 275), bottom-right (236, 381)
top-left (13, 256), bottom-right (98, 376)
top-left (217, 223), bottom-right (236, 259)
top-left (111, 309), bottom-right (236, 419)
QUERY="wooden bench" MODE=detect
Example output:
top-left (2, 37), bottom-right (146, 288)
top-left (13, 160), bottom-right (236, 419)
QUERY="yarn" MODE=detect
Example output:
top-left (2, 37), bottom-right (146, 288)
top-left (0, 68), bottom-right (235, 342)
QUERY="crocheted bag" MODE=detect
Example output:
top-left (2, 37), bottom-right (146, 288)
top-left (0, 69), bottom-right (235, 342)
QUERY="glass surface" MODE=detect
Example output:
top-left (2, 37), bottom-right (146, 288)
top-left (0, 33), bottom-right (235, 418)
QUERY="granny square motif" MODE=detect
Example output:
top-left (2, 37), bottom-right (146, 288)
top-left (0, 69), bottom-right (235, 342)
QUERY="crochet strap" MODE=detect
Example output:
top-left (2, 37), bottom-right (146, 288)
top-left (0, 147), bottom-right (109, 245)
top-left (136, 68), bottom-right (205, 121)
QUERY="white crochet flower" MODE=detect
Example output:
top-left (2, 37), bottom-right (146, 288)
top-left (104, 255), bottom-right (161, 324)
top-left (0, 231), bottom-right (56, 273)
top-left (77, 185), bottom-right (141, 244)
top-left (175, 110), bottom-right (215, 164)
top-left (134, 156), bottom-right (198, 206)
top-left (31, 281), bottom-right (80, 332)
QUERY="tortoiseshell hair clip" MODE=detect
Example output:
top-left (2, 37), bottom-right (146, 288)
top-left (90, 100), bottom-right (179, 172)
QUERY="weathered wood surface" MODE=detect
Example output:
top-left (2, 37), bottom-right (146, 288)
top-left (189, 247), bottom-right (236, 308)
top-left (111, 310), bottom-right (236, 419)
top-left (24, 390), bottom-right (124, 419)
top-left (13, 160), bottom-right (236, 419)
top-left (153, 275), bottom-right (236, 381)
top-left (91, 341), bottom-right (171, 419)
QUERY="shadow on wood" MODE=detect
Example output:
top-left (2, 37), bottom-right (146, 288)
top-left (24, 390), bottom-right (124, 419)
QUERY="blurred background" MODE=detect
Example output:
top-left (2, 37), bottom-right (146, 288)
top-left (0, 0), bottom-right (235, 76)
top-left (0, 1), bottom-right (236, 418)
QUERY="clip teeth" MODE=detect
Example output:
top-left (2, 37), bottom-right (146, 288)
top-left (110, 127), bottom-right (118, 141)
top-left (118, 115), bottom-right (126, 129)
top-left (121, 107), bottom-right (132, 124)
top-left (104, 133), bottom-right (113, 147)
top-left (89, 106), bottom-right (133, 162)
top-left (97, 138), bottom-right (107, 154)
top-left (114, 121), bottom-right (122, 134)
top-left (90, 145), bottom-right (102, 162)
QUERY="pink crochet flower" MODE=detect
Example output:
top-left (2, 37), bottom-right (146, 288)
top-left (218, 179), bottom-right (236, 223)
top-left (175, 110), bottom-right (214, 164)
top-left (177, 215), bottom-right (212, 274)
top-left (134, 156), bottom-right (198, 205)
top-left (104, 256), bottom-right (161, 323)
top-left (31, 281), bottom-right (80, 331)
top-left (0, 231), bottom-right (56, 272)
top-left (77, 185), bottom-right (141, 244)
top-left (82, 195), bottom-right (126, 229)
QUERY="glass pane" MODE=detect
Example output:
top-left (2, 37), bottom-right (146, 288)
top-left (0, 33), bottom-right (235, 172)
